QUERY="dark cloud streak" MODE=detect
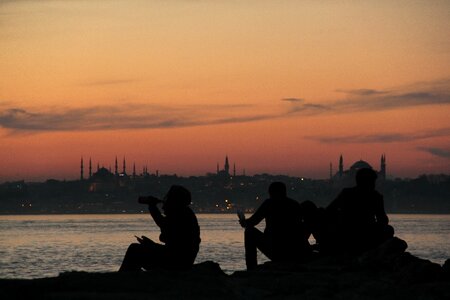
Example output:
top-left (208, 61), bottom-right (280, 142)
top-left (336, 88), bottom-right (389, 96)
top-left (281, 98), bottom-right (304, 102)
top-left (306, 128), bottom-right (450, 144)
top-left (417, 147), bottom-right (450, 159)
top-left (1, 79), bottom-right (449, 134)
top-left (0, 103), bottom-right (282, 133)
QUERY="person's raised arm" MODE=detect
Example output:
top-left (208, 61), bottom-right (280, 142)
top-left (242, 200), bottom-right (268, 228)
top-left (148, 203), bottom-right (168, 228)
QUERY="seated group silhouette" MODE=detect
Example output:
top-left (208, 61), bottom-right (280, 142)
top-left (119, 167), bottom-right (394, 272)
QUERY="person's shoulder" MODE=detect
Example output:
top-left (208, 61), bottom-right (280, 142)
top-left (286, 197), bottom-right (301, 206)
top-left (175, 206), bottom-right (196, 217)
top-left (180, 207), bottom-right (199, 224)
top-left (185, 206), bottom-right (198, 217)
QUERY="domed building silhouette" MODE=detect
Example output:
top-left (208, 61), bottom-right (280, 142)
top-left (331, 154), bottom-right (386, 185)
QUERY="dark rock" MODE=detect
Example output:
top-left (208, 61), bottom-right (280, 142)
top-left (356, 237), bottom-right (408, 270)
top-left (394, 252), bottom-right (445, 284)
top-left (443, 259), bottom-right (450, 274)
top-left (1, 256), bottom-right (450, 299)
top-left (0, 262), bottom-right (236, 300)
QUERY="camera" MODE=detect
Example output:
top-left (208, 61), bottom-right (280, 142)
top-left (138, 196), bottom-right (161, 205)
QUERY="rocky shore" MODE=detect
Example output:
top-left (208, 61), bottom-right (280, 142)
top-left (1, 238), bottom-right (449, 300)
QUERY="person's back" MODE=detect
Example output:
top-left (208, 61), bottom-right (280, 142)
top-left (261, 197), bottom-right (305, 257)
top-left (242, 182), bottom-right (310, 269)
top-left (162, 205), bottom-right (200, 266)
top-left (119, 185), bottom-right (201, 272)
top-left (325, 168), bottom-right (392, 255)
top-left (330, 186), bottom-right (385, 230)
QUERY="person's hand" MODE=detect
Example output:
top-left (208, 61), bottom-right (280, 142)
top-left (239, 219), bottom-right (247, 228)
top-left (135, 235), bottom-right (154, 246)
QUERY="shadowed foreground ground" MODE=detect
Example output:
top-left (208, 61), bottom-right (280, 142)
top-left (1, 238), bottom-right (449, 300)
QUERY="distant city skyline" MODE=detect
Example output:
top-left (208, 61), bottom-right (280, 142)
top-left (1, 1), bottom-right (449, 181)
top-left (0, 152), bottom-right (439, 183)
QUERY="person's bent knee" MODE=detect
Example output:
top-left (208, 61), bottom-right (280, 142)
top-left (126, 243), bottom-right (142, 253)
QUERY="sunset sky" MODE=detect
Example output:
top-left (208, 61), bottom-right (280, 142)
top-left (1, 0), bottom-right (449, 181)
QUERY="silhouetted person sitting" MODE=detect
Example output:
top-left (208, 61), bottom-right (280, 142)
top-left (119, 185), bottom-right (201, 272)
top-left (324, 168), bottom-right (394, 255)
top-left (240, 182), bottom-right (311, 270)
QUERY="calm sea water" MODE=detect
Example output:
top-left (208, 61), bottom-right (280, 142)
top-left (0, 214), bottom-right (449, 279)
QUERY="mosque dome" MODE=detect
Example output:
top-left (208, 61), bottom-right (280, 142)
top-left (93, 167), bottom-right (114, 178)
top-left (349, 160), bottom-right (372, 170)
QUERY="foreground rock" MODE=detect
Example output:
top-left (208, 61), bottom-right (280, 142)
top-left (1, 238), bottom-right (449, 300)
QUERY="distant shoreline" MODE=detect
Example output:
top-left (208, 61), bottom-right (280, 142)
top-left (1, 212), bottom-right (450, 216)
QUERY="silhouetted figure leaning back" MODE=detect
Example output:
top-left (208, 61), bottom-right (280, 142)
top-left (324, 168), bottom-right (394, 255)
top-left (119, 185), bottom-right (201, 272)
top-left (239, 182), bottom-right (311, 270)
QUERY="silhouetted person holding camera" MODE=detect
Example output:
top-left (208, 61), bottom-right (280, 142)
top-left (119, 185), bottom-right (201, 272)
top-left (323, 168), bottom-right (394, 255)
top-left (239, 182), bottom-right (311, 270)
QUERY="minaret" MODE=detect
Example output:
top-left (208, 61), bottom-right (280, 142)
top-left (339, 154), bottom-right (344, 177)
top-left (80, 157), bottom-right (84, 180)
top-left (216, 163), bottom-right (219, 174)
top-left (380, 154), bottom-right (386, 179)
top-left (89, 158), bottom-right (92, 178)
top-left (224, 155), bottom-right (230, 175)
top-left (233, 163), bottom-right (236, 177)
top-left (133, 163), bottom-right (136, 178)
top-left (114, 156), bottom-right (118, 176)
top-left (123, 157), bottom-right (126, 174)
top-left (97, 163), bottom-right (100, 172)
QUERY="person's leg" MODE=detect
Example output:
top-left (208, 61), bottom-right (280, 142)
top-left (371, 223), bottom-right (395, 248)
top-left (119, 241), bottom-right (169, 272)
top-left (245, 227), bottom-right (272, 270)
top-left (141, 243), bottom-right (167, 270)
top-left (119, 243), bottom-right (146, 272)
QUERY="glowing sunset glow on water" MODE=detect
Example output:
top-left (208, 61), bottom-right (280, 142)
top-left (0, 1), bottom-right (449, 181)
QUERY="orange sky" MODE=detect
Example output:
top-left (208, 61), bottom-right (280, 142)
top-left (1, 0), bottom-right (449, 181)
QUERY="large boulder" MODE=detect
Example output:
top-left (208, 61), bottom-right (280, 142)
top-left (393, 252), bottom-right (446, 284)
top-left (356, 237), bottom-right (408, 270)
top-left (0, 261), bottom-right (236, 300)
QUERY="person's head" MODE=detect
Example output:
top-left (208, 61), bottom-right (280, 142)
top-left (162, 185), bottom-right (191, 213)
top-left (268, 182), bottom-right (287, 199)
top-left (355, 168), bottom-right (377, 191)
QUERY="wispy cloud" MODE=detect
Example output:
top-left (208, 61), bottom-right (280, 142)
top-left (1, 78), bottom-right (449, 134)
top-left (330, 79), bottom-right (450, 114)
top-left (306, 127), bottom-right (450, 144)
top-left (417, 147), bottom-right (450, 159)
top-left (336, 88), bottom-right (389, 96)
top-left (334, 91), bottom-right (450, 112)
top-left (284, 79), bottom-right (450, 118)
top-left (281, 98), bottom-right (304, 103)
top-left (0, 103), bottom-right (285, 133)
